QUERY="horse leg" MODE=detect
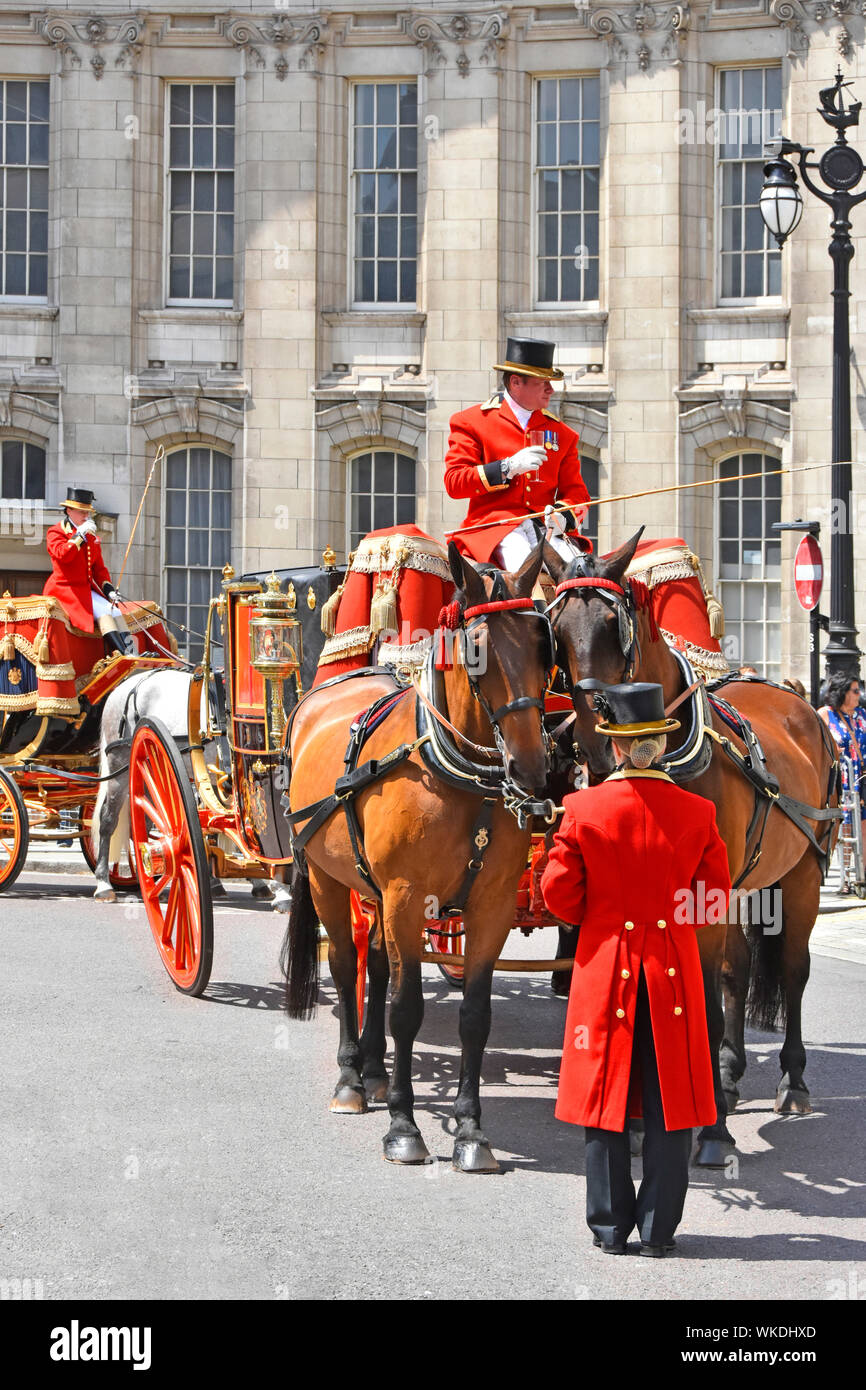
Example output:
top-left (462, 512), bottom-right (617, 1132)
top-left (694, 923), bottom-right (737, 1168)
top-left (775, 857), bottom-right (820, 1115)
top-left (382, 898), bottom-right (429, 1164)
top-left (451, 905), bottom-right (514, 1174)
top-left (308, 866), bottom-right (367, 1115)
top-left (551, 924), bottom-right (576, 996)
top-left (359, 910), bottom-right (390, 1106)
top-left (719, 907), bottom-right (751, 1111)
top-left (92, 747), bottom-right (127, 902)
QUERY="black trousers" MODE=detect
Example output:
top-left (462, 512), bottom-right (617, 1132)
top-left (584, 971), bottom-right (693, 1247)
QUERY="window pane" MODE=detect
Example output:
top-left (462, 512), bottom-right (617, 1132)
top-left (354, 455), bottom-right (372, 493)
top-left (192, 257), bottom-right (212, 298)
top-left (216, 85), bottom-right (234, 126)
top-left (169, 260), bottom-right (189, 299)
top-left (399, 260), bottom-right (415, 301)
top-left (377, 261), bottom-right (397, 301)
top-left (29, 122), bottom-right (48, 165)
top-left (166, 531), bottom-right (186, 564)
top-left (167, 451), bottom-right (187, 488)
top-left (169, 126), bottom-right (189, 167)
top-left (216, 127), bottom-right (234, 168)
top-left (193, 214), bottom-right (213, 255)
top-left (355, 125), bottom-right (374, 169)
top-left (378, 216), bottom-right (397, 258)
top-left (5, 255), bottom-right (25, 294)
top-left (356, 86), bottom-right (374, 125)
top-left (30, 82), bottom-right (49, 124)
top-left (397, 456), bottom-right (414, 492)
top-left (216, 172), bottom-right (233, 212)
top-left (353, 84), bottom-right (416, 304)
top-left (559, 79), bottom-right (581, 122)
top-left (29, 256), bottom-right (47, 296)
top-left (192, 126), bottom-right (213, 168)
top-left (193, 172), bottom-right (214, 210)
top-left (538, 80), bottom-right (557, 122)
top-left (213, 453), bottom-right (231, 489)
top-left (166, 490), bottom-right (186, 526)
top-left (377, 85), bottom-right (397, 125)
top-left (375, 453), bottom-right (395, 491)
top-left (193, 85), bottom-right (213, 125)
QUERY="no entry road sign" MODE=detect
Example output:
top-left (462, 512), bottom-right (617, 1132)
top-left (794, 533), bottom-right (823, 612)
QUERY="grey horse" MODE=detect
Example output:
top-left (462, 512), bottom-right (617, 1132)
top-left (91, 668), bottom-right (290, 911)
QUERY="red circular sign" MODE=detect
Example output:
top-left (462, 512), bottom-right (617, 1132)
top-left (794, 534), bottom-right (823, 612)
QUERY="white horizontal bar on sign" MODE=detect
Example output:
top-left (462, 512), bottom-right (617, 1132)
top-left (795, 564), bottom-right (822, 579)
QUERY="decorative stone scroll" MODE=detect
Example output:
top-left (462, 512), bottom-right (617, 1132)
top-left (221, 15), bottom-right (328, 79)
top-left (36, 13), bottom-right (146, 78)
top-left (589, 3), bottom-right (690, 71)
top-left (401, 12), bottom-right (508, 77)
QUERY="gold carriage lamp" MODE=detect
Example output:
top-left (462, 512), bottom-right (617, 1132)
top-left (248, 572), bottom-right (303, 682)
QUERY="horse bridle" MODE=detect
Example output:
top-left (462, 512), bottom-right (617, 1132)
top-left (545, 572), bottom-right (641, 693)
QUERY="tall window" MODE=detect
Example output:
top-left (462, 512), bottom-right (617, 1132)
top-left (348, 451), bottom-right (415, 551)
top-left (536, 76), bottom-right (600, 303)
top-left (352, 83), bottom-right (417, 305)
top-left (0, 80), bottom-right (48, 298)
top-left (164, 447), bottom-right (231, 660)
top-left (579, 455), bottom-right (599, 552)
top-left (167, 83), bottom-right (234, 304)
top-left (717, 453), bottom-right (781, 679)
top-left (0, 440), bottom-right (45, 498)
top-left (718, 67), bottom-right (781, 300)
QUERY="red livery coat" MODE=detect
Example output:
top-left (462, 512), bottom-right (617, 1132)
top-left (541, 771), bottom-right (731, 1132)
top-left (43, 520), bottom-right (113, 633)
top-left (444, 395), bottom-right (590, 562)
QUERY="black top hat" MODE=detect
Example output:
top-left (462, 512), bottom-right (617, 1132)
top-left (63, 487), bottom-right (96, 512)
top-left (591, 682), bottom-right (680, 737)
top-left (494, 337), bottom-right (564, 381)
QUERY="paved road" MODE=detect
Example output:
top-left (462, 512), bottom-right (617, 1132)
top-left (2, 871), bottom-right (865, 1302)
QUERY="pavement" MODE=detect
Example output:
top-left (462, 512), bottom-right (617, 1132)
top-left (1, 869), bottom-right (864, 1303)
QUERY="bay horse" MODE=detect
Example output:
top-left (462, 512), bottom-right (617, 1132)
top-left (543, 531), bottom-right (841, 1166)
top-left (281, 543), bottom-right (555, 1171)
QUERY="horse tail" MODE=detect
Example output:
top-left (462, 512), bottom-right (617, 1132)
top-left (279, 862), bottom-right (320, 1020)
top-left (745, 882), bottom-right (786, 1031)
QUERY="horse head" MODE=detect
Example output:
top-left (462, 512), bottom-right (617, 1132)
top-left (543, 529), bottom-right (645, 779)
top-left (447, 540), bottom-right (551, 798)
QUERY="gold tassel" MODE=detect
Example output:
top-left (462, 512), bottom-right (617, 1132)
top-left (37, 629), bottom-right (51, 665)
top-left (1, 632), bottom-right (14, 663)
top-left (370, 580), bottom-right (398, 636)
top-left (705, 592), bottom-right (725, 640)
top-left (320, 581), bottom-right (345, 637)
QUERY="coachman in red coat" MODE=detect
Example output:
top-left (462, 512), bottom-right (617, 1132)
top-left (541, 681), bottom-right (731, 1257)
top-left (444, 338), bottom-right (590, 565)
top-left (43, 487), bottom-right (127, 655)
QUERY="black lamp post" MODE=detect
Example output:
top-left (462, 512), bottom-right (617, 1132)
top-left (760, 70), bottom-right (864, 681)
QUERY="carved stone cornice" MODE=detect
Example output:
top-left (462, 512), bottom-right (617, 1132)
top-left (770, 0), bottom-right (866, 59)
top-left (401, 11), bottom-right (508, 78)
top-left (589, 3), bottom-right (690, 70)
top-left (35, 12), bottom-right (146, 78)
top-left (221, 14), bottom-right (328, 79)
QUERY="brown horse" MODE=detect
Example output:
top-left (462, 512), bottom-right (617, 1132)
top-left (543, 531), bottom-right (841, 1166)
top-left (281, 543), bottom-right (554, 1171)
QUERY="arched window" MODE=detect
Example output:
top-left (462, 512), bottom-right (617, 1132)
top-left (347, 450), bottom-right (415, 552)
top-left (163, 446), bottom-right (231, 659)
top-left (0, 439), bottom-right (45, 498)
top-left (579, 454), bottom-right (599, 552)
top-left (716, 452), bottom-right (781, 679)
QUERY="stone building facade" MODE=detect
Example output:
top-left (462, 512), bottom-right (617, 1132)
top-left (0, 0), bottom-right (863, 678)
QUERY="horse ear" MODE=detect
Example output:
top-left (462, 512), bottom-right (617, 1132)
top-left (601, 528), bottom-right (644, 584)
top-left (448, 540), bottom-right (466, 591)
top-left (512, 540), bottom-right (544, 596)
top-left (542, 540), bottom-right (568, 584)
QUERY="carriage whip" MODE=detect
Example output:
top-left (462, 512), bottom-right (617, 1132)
top-left (444, 459), bottom-right (839, 538)
top-left (115, 443), bottom-right (165, 593)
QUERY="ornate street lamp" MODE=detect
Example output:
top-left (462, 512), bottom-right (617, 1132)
top-left (760, 70), bottom-right (865, 681)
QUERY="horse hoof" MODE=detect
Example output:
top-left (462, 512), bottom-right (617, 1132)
top-left (271, 888), bottom-right (291, 914)
top-left (723, 1089), bottom-right (740, 1113)
top-left (210, 880), bottom-right (227, 899)
top-left (93, 886), bottom-right (116, 902)
top-left (629, 1129), bottom-right (644, 1158)
top-left (383, 1133), bottom-right (430, 1165)
top-left (452, 1139), bottom-right (500, 1173)
top-left (250, 881), bottom-right (272, 900)
top-left (775, 1090), bottom-right (812, 1115)
top-left (363, 1076), bottom-right (389, 1106)
top-left (329, 1085), bottom-right (367, 1115)
top-left (693, 1139), bottom-right (736, 1168)
top-left (550, 972), bottom-right (571, 997)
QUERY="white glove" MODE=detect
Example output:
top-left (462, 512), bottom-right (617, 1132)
top-left (544, 505), bottom-right (567, 536)
top-left (502, 445), bottom-right (545, 480)
top-left (107, 589), bottom-right (120, 605)
top-left (76, 518), bottom-right (97, 538)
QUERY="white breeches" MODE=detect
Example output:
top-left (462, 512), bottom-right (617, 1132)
top-left (493, 517), bottom-right (585, 572)
top-left (91, 590), bottom-right (128, 632)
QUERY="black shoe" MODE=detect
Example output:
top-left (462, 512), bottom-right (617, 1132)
top-left (592, 1235), bottom-right (628, 1255)
top-left (639, 1240), bottom-right (677, 1258)
top-left (102, 630), bottom-right (128, 659)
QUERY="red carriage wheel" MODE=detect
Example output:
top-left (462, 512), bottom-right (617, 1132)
top-left (78, 801), bottom-right (138, 890)
top-left (128, 717), bottom-right (213, 996)
top-left (0, 767), bottom-right (29, 891)
top-left (427, 918), bottom-right (465, 988)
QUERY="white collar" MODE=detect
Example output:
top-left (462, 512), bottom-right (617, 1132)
top-left (504, 390), bottom-right (533, 431)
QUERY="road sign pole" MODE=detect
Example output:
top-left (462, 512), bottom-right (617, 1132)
top-left (810, 608), bottom-right (820, 708)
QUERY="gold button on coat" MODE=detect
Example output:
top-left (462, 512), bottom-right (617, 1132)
top-left (668, 967), bottom-right (676, 976)
top-left (621, 969), bottom-right (630, 979)
top-left (674, 1006), bottom-right (683, 1016)
top-left (624, 920), bottom-right (635, 930)
top-left (616, 1008), bottom-right (625, 1019)
top-left (658, 919), bottom-right (666, 929)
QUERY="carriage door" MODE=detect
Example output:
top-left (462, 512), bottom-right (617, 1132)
top-left (163, 447), bottom-right (232, 661)
top-left (716, 452), bottom-right (781, 680)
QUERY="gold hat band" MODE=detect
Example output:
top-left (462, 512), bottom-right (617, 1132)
top-left (595, 717), bottom-right (681, 737)
top-left (493, 360), bottom-right (564, 381)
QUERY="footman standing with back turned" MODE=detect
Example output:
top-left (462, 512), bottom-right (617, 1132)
top-left (540, 682), bottom-right (731, 1256)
